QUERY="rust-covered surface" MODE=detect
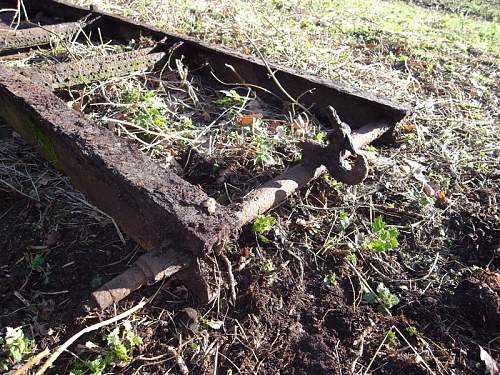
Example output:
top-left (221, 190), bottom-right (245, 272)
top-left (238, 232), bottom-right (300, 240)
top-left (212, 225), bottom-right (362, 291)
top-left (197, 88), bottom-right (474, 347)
top-left (16, 0), bottom-right (407, 130)
top-left (22, 48), bottom-right (166, 89)
top-left (0, 0), bottom-right (409, 305)
top-left (0, 65), bottom-right (236, 255)
top-left (0, 22), bottom-right (80, 53)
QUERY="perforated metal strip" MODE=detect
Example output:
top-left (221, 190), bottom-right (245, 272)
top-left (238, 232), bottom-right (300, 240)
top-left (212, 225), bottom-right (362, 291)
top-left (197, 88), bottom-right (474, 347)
top-left (22, 48), bottom-right (166, 90)
top-left (0, 22), bottom-right (80, 53)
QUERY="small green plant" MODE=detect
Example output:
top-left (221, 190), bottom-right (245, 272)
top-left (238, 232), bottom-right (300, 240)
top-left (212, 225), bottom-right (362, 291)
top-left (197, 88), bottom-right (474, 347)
top-left (322, 174), bottom-right (342, 188)
top-left (261, 260), bottom-right (277, 284)
top-left (106, 321), bottom-right (142, 361)
top-left (120, 84), bottom-right (167, 134)
top-left (314, 130), bottom-right (327, 142)
top-left (405, 325), bottom-right (422, 338)
top-left (363, 283), bottom-right (400, 314)
top-left (29, 252), bottom-right (45, 272)
top-left (252, 214), bottom-right (276, 243)
top-left (254, 141), bottom-right (276, 167)
top-left (470, 265), bottom-right (483, 273)
top-left (0, 327), bottom-right (34, 371)
top-left (338, 210), bottom-right (351, 231)
top-left (69, 321), bottom-right (142, 375)
top-left (323, 273), bottom-right (337, 288)
top-left (366, 216), bottom-right (399, 252)
top-left (345, 252), bottom-right (358, 267)
top-left (252, 214), bottom-right (276, 234)
top-left (214, 89), bottom-right (245, 107)
top-left (385, 329), bottom-right (399, 349)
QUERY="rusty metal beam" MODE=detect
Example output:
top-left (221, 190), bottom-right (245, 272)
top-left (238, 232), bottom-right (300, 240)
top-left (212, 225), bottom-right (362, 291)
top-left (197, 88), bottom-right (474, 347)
top-left (0, 0), bottom-right (410, 308)
top-left (22, 48), bottom-right (166, 89)
top-left (0, 22), bottom-right (80, 54)
top-left (0, 65), bottom-right (236, 255)
top-left (16, 0), bottom-right (407, 130)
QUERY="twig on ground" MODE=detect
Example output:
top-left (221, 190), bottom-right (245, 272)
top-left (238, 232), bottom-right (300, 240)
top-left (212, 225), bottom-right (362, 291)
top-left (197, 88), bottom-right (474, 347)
top-left (0, 178), bottom-right (39, 202)
top-left (221, 254), bottom-right (237, 304)
top-left (71, 194), bottom-right (126, 244)
top-left (34, 299), bottom-right (146, 375)
top-left (8, 348), bottom-right (50, 375)
top-left (166, 345), bottom-right (189, 375)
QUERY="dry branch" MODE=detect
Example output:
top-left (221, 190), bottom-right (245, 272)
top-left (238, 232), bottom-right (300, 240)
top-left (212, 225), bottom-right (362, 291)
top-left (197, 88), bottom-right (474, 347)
top-left (8, 348), bottom-right (49, 375)
top-left (35, 300), bottom-right (146, 375)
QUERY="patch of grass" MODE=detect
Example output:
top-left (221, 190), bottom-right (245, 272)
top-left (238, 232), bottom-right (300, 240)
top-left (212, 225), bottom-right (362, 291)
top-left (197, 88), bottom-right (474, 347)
top-left (406, 0), bottom-right (500, 21)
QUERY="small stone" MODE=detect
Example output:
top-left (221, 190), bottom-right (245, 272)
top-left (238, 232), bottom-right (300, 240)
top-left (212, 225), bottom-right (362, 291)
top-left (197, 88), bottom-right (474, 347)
top-left (174, 307), bottom-right (198, 336)
top-left (202, 198), bottom-right (217, 215)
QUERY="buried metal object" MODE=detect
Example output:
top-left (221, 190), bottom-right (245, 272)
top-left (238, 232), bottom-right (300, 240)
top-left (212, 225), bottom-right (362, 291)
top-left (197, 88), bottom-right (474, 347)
top-left (0, 0), bottom-right (407, 309)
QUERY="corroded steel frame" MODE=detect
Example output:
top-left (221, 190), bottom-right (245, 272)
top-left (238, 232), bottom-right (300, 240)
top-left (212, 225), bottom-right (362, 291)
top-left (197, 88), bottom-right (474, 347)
top-left (0, 0), bottom-right (407, 307)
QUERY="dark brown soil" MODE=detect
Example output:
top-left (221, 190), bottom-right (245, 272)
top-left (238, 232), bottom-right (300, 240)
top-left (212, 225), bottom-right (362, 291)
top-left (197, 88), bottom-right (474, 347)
top-left (1, 130), bottom-right (499, 375)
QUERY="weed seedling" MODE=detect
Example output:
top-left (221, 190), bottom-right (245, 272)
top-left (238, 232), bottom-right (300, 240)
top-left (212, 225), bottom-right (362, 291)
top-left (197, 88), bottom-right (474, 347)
top-left (322, 174), bottom-right (343, 189)
top-left (384, 329), bottom-right (399, 349)
top-left (338, 210), bottom-right (351, 231)
top-left (345, 252), bottom-right (358, 267)
top-left (405, 325), bottom-right (422, 338)
top-left (29, 252), bottom-right (45, 272)
top-left (0, 327), bottom-right (34, 371)
top-left (214, 89), bottom-right (245, 107)
top-left (363, 282), bottom-right (400, 314)
top-left (69, 321), bottom-right (142, 375)
top-left (314, 130), bottom-right (327, 142)
top-left (262, 260), bottom-right (277, 284)
top-left (323, 273), bottom-right (337, 288)
top-left (253, 140), bottom-right (276, 167)
top-left (252, 214), bottom-right (276, 243)
top-left (366, 216), bottom-right (399, 252)
top-left (119, 83), bottom-right (167, 136)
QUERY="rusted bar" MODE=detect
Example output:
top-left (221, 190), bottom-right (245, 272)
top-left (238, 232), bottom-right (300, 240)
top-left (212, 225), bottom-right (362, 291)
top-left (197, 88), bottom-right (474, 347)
top-left (351, 121), bottom-right (391, 150)
top-left (233, 122), bottom-right (389, 227)
top-left (0, 65), bottom-right (236, 255)
top-left (22, 48), bottom-right (166, 90)
top-left (0, 22), bottom-right (80, 53)
top-left (91, 245), bottom-right (193, 310)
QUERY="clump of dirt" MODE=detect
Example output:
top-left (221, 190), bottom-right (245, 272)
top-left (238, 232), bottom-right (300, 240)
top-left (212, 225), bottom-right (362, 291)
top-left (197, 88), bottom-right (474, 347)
top-left (447, 211), bottom-right (500, 268)
top-left (454, 273), bottom-right (500, 336)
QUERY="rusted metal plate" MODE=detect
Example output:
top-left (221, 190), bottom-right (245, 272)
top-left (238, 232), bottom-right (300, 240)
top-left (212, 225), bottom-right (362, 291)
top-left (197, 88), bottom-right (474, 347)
top-left (0, 22), bottom-right (80, 54)
top-left (22, 48), bottom-right (166, 89)
top-left (0, 65), bottom-right (236, 255)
